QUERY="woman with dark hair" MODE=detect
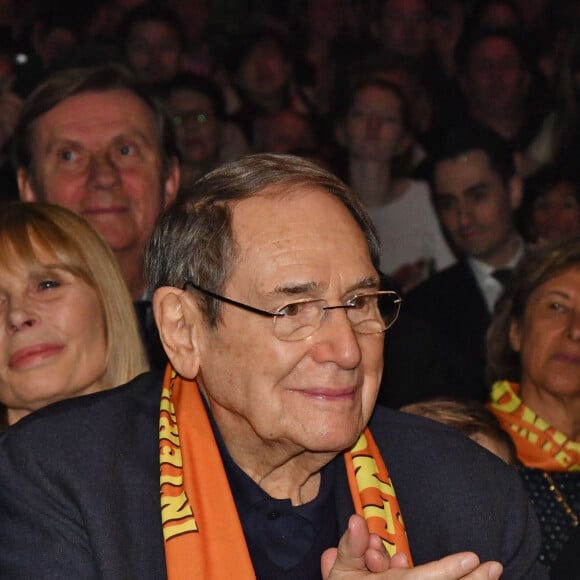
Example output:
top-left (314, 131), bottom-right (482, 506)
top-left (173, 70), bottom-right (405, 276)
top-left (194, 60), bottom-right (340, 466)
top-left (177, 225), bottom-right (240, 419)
top-left (486, 238), bottom-right (580, 575)
top-left (226, 23), bottom-right (316, 145)
top-left (519, 164), bottom-right (580, 244)
top-left (335, 77), bottom-right (454, 292)
top-left (402, 397), bottom-right (517, 465)
top-left (164, 72), bottom-right (249, 196)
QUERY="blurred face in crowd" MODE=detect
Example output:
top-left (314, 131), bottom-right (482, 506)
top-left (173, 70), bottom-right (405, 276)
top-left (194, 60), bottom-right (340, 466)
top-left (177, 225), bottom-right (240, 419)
top-left (125, 20), bottom-right (182, 85)
top-left (380, 0), bottom-right (433, 59)
top-left (510, 267), bottom-right (580, 404)
top-left (169, 88), bottom-right (221, 167)
top-left (513, 0), bottom-right (548, 26)
top-left (477, 2), bottom-right (521, 31)
top-left (168, 0), bottom-right (208, 43)
top-left (462, 36), bottom-right (530, 119)
top-left (307, 0), bottom-right (345, 41)
top-left (254, 110), bottom-right (315, 154)
top-left (0, 244), bottom-right (107, 425)
top-left (237, 38), bottom-right (291, 103)
top-left (19, 89), bottom-right (179, 271)
top-left (36, 27), bottom-right (78, 68)
top-left (433, 149), bottom-right (521, 266)
top-left (531, 181), bottom-right (580, 243)
top-left (339, 85), bottom-right (408, 163)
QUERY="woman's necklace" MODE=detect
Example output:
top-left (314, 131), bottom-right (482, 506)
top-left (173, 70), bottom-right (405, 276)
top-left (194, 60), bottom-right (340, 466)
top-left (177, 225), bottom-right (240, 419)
top-left (543, 471), bottom-right (579, 527)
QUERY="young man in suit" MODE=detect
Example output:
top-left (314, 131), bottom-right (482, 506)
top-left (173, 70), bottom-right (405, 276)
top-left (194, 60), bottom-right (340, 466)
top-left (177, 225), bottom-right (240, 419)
top-left (406, 124), bottom-right (524, 401)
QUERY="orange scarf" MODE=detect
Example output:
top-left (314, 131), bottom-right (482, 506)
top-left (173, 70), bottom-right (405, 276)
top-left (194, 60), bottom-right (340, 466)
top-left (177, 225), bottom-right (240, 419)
top-left (159, 366), bottom-right (412, 579)
top-left (489, 380), bottom-right (580, 472)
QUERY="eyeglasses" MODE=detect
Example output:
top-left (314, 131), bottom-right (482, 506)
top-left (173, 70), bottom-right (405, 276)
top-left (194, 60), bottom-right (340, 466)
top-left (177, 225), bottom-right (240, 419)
top-left (183, 280), bottom-right (402, 342)
top-left (173, 110), bottom-right (211, 127)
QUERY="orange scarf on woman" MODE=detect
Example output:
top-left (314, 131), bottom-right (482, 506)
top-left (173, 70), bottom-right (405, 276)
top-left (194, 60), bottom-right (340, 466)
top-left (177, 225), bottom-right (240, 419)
top-left (489, 380), bottom-right (580, 472)
top-left (159, 366), bottom-right (412, 579)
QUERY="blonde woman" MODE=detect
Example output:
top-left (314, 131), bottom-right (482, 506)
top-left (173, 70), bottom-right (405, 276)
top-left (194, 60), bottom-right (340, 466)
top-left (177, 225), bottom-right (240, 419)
top-left (0, 203), bottom-right (148, 427)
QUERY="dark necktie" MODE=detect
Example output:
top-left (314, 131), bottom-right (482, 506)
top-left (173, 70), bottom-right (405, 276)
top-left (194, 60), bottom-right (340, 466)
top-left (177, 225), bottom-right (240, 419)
top-left (492, 268), bottom-right (513, 287)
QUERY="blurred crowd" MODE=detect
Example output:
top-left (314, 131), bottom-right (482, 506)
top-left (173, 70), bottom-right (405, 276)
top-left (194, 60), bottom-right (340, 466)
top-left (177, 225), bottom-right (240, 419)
top-left (2, 2), bottom-right (580, 390)
top-left (1, 1), bottom-right (580, 263)
top-left (2, 2), bottom-right (580, 575)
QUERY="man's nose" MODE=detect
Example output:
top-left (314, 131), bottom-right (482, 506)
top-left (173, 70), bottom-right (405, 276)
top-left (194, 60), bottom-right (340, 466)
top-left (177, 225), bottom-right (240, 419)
top-left (365, 113), bottom-right (381, 137)
top-left (87, 153), bottom-right (121, 189)
top-left (184, 114), bottom-right (202, 131)
top-left (458, 199), bottom-right (472, 227)
top-left (311, 308), bottom-right (363, 369)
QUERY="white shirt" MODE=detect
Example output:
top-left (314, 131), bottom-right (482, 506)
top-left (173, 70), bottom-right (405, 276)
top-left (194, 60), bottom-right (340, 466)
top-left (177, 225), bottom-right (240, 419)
top-left (468, 238), bottom-right (525, 313)
top-left (367, 180), bottom-right (455, 276)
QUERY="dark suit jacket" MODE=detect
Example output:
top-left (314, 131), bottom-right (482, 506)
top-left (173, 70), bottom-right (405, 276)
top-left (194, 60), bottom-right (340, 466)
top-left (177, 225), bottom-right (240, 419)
top-left (405, 259), bottom-right (491, 401)
top-left (0, 372), bottom-right (546, 579)
top-left (378, 309), bottom-right (449, 408)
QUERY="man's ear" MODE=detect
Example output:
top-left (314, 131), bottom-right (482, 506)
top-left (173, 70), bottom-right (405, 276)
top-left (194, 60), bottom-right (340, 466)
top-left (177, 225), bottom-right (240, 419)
top-left (162, 158), bottom-right (180, 209)
top-left (508, 172), bottom-right (523, 211)
top-left (509, 318), bottom-right (522, 352)
top-left (18, 168), bottom-right (39, 201)
top-left (153, 286), bottom-right (202, 379)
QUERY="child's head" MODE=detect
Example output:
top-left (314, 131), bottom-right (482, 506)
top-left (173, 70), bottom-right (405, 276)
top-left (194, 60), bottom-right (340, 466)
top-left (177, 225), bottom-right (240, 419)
top-left (520, 165), bottom-right (580, 244)
top-left (401, 398), bottom-right (518, 465)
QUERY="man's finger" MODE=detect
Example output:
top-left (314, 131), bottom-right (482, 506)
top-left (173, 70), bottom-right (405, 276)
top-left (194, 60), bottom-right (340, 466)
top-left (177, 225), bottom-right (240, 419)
top-left (335, 515), bottom-right (371, 566)
top-left (321, 514), bottom-right (368, 579)
top-left (404, 552), bottom-right (503, 580)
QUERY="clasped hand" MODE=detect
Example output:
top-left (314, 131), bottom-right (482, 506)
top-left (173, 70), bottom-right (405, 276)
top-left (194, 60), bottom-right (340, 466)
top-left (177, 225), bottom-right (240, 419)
top-left (321, 515), bottom-right (503, 579)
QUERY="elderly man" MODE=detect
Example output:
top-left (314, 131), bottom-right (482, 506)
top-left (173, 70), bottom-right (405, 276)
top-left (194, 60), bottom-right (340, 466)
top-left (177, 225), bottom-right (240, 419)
top-left (0, 155), bottom-right (545, 579)
top-left (14, 64), bottom-right (180, 369)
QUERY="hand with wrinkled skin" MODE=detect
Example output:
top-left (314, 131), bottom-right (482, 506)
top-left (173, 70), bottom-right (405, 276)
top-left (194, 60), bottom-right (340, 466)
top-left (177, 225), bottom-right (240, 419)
top-left (321, 515), bottom-right (504, 580)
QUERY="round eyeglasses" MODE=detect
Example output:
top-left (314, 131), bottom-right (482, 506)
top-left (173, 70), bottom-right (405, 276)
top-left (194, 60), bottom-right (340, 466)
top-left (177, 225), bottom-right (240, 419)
top-left (184, 280), bottom-right (402, 342)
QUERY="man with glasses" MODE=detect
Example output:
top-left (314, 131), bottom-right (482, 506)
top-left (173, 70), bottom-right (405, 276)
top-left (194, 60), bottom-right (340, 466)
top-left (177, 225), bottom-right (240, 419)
top-left (406, 124), bottom-right (524, 403)
top-left (0, 155), bottom-right (545, 579)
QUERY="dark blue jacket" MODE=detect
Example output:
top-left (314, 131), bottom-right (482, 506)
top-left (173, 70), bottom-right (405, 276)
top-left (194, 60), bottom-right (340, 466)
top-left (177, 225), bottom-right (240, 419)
top-left (0, 371), bottom-right (546, 579)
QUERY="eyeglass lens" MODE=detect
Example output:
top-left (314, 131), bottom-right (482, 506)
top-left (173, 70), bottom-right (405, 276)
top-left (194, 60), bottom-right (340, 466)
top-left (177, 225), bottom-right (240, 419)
top-left (273, 292), bottom-right (400, 341)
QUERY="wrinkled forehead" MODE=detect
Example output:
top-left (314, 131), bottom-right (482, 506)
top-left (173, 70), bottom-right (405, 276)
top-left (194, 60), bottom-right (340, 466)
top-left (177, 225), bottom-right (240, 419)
top-left (36, 89), bottom-right (160, 141)
top-left (469, 37), bottom-right (523, 64)
top-left (227, 185), bottom-right (375, 286)
top-left (435, 149), bottom-right (499, 186)
top-left (168, 88), bottom-right (214, 111)
top-left (230, 184), bottom-right (363, 233)
top-left (384, 0), bottom-right (431, 18)
top-left (128, 20), bottom-right (181, 43)
top-left (539, 180), bottom-right (580, 202)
